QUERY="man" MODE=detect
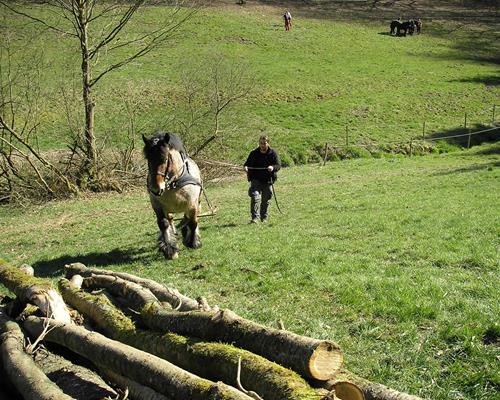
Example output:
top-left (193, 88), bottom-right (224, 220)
top-left (244, 135), bottom-right (281, 223)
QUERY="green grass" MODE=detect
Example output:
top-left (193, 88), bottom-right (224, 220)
top-left (1, 3), bottom-right (498, 161)
top-left (1, 143), bottom-right (499, 399)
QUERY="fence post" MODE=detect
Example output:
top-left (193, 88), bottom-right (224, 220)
top-left (323, 142), bottom-right (328, 166)
top-left (464, 112), bottom-right (467, 130)
top-left (493, 105), bottom-right (496, 125)
top-left (345, 126), bottom-right (349, 147)
top-left (422, 121), bottom-right (426, 140)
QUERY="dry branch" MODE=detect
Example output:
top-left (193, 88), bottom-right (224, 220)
top-left (0, 260), bottom-right (71, 323)
top-left (59, 279), bottom-right (330, 400)
top-left (325, 370), bottom-right (425, 400)
top-left (65, 262), bottom-right (201, 311)
top-left (0, 310), bottom-right (74, 400)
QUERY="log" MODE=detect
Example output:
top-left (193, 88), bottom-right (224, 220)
top-left (0, 309), bottom-right (75, 400)
top-left (0, 259), bottom-right (71, 323)
top-left (65, 262), bottom-right (201, 311)
top-left (59, 278), bottom-right (330, 400)
top-left (33, 347), bottom-right (118, 400)
top-left (142, 305), bottom-right (343, 381)
top-left (100, 368), bottom-right (172, 400)
top-left (23, 316), bottom-right (253, 400)
top-left (76, 272), bottom-right (343, 381)
top-left (325, 370), bottom-right (425, 400)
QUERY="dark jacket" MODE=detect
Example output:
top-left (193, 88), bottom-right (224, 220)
top-left (244, 147), bottom-right (281, 183)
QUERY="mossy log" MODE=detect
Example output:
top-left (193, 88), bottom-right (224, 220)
top-left (325, 370), bottom-right (425, 400)
top-left (0, 259), bottom-right (71, 323)
top-left (59, 278), bottom-right (330, 400)
top-left (23, 316), bottom-right (253, 400)
top-left (0, 310), bottom-right (75, 400)
top-left (100, 368), bottom-right (172, 400)
top-left (142, 304), bottom-right (343, 381)
top-left (65, 262), bottom-right (201, 310)
top-left (75, 273), bottom-right (343, 381)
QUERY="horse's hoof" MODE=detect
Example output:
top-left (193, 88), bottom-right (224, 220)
top-left (172, 252), bottom-right (179, 259)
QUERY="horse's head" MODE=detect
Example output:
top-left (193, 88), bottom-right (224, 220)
top-left (143, 132), bottom-right (185, 196)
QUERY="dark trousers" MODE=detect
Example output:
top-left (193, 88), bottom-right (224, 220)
top-left (248, 179), bottom-right (273, 220)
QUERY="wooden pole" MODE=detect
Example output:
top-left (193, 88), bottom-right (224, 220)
top-left (409, 139), bottom-right (412, 157)
top-left (422, 121), bottom-right (426, 140)
top-left (464, 112), bottom-right (467, 130)
top-left (323, 142), bottom-right (328, 166)
top-left (493, 105), bottom-right (496, 125)
top-left (345, 126), bottom-right (349, 147)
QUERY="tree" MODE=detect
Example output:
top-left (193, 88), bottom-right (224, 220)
top-left (0, 0), bottom-right (198, 187)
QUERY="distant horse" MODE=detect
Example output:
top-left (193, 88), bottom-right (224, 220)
top-left (390, 20), bottom-right (401, 35)
top-left (390, 19), bottom-right (415, 36)
top-left (415, 19), bottom-right (422, 34)
top-left (143, 132), bottom-right (202, 259)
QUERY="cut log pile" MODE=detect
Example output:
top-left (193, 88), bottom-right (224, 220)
top-left (0, 260), bottom-right (426, 400)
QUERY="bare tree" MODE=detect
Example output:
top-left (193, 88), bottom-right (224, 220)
top-left (0, 0), bottom-right (198, 187)
top-left (172, 53), bottom-right (254, 158)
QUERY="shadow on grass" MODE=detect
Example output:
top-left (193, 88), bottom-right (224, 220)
top-left (451, 75), bottom-right (500, 86)
top-left (32, 246), bottom-right (155, 278)
top-left (426, 124), bottom-right (499, 147)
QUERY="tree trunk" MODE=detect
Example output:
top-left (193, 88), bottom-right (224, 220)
top-left (59, 278), bottom-right (331, 400)
top-left (142, 304), bottom-right (343, 381)
top-left (100, 368), bottom-right (172, 400)
top-left (23, 316), bottom-right (253, 400)
top-left (325, 370), bottom-right (425, 400)
top-left (77, 3), bottom-right (97, 182)
top-left (65, 262), bottom-right (201, 311)
top-left (71, 268), bottom-right (343, 381)
top-left (0, 260), bottom-right (71, 323)
top-left (33, 348), bottom-right (118, 400)
top-left (0, 310), bottom-right (75, 400)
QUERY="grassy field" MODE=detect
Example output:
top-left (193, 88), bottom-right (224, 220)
top-left (1, 1), bottom-right (499, 162)
top-left (1, 143), bottom-right (499, 399)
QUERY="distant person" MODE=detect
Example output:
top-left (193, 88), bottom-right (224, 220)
top-left (244, 136), bottom-right (281, 224)
top-left (284, 10), bottom-right (292, 31)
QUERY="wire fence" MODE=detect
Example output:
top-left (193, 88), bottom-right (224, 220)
top-left (321, 104), bottom-right (499, 162)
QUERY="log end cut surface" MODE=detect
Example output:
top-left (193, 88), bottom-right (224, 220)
top-left (309, 341), bottom-right (344, 380)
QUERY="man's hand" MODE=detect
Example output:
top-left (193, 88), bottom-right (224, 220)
top-left (267, 166), bottom-right (274, 172)
top-left (244, 166), bottom-right (248, 172)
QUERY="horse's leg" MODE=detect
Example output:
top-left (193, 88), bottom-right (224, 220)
top-left (181, 206), bottom-right (201, 249)
top-left (155, 206), bottom-right (179, 259)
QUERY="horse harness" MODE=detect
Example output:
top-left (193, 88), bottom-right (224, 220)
top-left (150, 153), bottom-right (201, 196)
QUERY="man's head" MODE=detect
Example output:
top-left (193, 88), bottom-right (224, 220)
top-left (259, 135), bottom-right (270, 153)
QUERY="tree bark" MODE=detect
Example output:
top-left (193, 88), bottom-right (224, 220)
top-left (59, 278), bottom-right (330, 400)
top-left (0, 310), bottom-right (75, 400)
top-left (325, 370), bottom-right (425, 400)
top-left (65, 262), bottom-right (201, 310)
top-left (23, 316), bottom-right (253, 400)
top-left (142, 304), bottom-right (343, 381)
top-left (0, 260), bottom-right (71, 323)
top-left (100, 368), bottom-right (172, 400)
top-left (33, 348), bottom-right (118, 400)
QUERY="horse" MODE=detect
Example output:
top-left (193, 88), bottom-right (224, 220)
top-left (142, 131), bottom-right (202, 260)
top-left (390, 20), bottom-right (401, 35)
top-left (390, 19), bottom-right (415, 36)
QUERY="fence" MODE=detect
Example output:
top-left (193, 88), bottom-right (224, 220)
top-left (321, 104), bottom-right (499, 164)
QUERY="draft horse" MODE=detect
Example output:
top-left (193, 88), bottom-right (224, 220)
top-left (143, 131), bottom-right (202, 259)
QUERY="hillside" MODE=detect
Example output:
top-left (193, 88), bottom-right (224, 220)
top-left (0, 0), bottom-right (498, 164)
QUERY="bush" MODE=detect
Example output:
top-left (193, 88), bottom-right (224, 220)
top-left (280, 152), bottom-right (295, 167)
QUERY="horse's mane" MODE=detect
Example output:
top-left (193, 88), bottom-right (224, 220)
top-left (146, 131), bottom-right (187, 155)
